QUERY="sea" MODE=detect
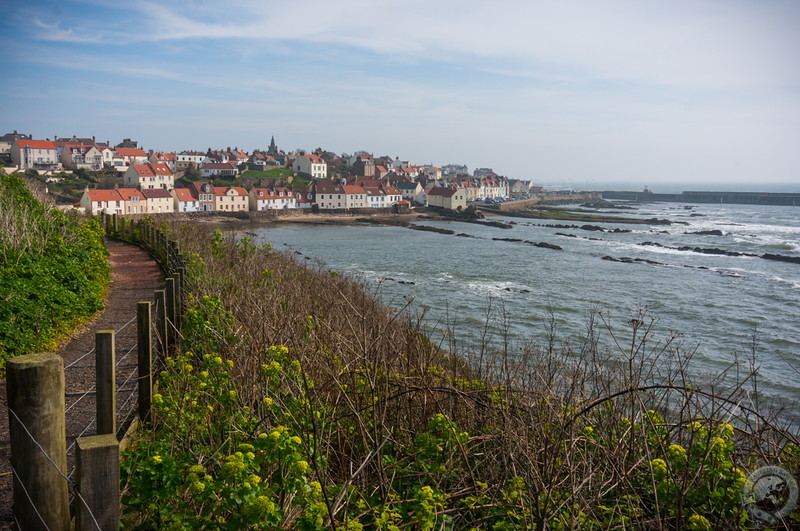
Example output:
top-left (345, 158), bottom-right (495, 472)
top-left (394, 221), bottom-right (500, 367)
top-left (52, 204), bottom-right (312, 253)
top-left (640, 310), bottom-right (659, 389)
top-left (246, 201), bottom-right (800, 421)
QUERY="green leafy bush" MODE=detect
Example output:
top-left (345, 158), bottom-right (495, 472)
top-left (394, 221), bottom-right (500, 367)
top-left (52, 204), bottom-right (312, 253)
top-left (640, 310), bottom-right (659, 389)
top-left (0, 170), bottom-right (109, 367)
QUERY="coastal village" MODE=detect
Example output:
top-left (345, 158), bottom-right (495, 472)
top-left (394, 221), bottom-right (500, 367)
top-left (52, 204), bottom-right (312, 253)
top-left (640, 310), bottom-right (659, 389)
top-left (1, 131), bottom-right (544, 216)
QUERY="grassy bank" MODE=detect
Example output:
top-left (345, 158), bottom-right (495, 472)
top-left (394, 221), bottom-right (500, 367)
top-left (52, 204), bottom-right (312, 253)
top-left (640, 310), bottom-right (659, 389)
top-left (0, 170), bottom-right (110, 368)
top-left (120, 222), bottom-right (800, 529)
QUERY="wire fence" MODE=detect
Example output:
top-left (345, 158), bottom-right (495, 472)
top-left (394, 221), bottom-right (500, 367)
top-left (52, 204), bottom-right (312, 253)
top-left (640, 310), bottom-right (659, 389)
top-left (5, 214), bottom-right (188, 529)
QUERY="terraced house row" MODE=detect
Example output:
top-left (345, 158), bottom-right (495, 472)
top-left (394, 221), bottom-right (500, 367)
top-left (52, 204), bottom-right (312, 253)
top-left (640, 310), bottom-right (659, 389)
top-left (78, 179), bottom-right (408, 215)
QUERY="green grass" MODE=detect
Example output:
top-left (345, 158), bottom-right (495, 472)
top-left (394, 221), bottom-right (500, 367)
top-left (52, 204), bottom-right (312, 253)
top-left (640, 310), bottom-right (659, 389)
top-left (241, 168), bottom-right (293, 179)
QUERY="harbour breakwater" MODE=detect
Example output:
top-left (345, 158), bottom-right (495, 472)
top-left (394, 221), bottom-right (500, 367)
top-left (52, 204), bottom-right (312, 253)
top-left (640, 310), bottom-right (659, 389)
top-left (599, 190), bottom-right (800, 206)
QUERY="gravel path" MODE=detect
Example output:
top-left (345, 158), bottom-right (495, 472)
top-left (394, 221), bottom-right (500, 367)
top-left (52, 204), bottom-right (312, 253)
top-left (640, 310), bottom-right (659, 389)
top-left (0, 239), bottom-right (164, 529)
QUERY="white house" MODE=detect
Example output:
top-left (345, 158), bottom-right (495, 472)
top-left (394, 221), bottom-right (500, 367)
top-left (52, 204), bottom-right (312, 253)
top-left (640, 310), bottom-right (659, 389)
top-left (149, 152), bottom-right (177, 172)
top-left (114, 148), bottom-right (148, 172)
top-left (176, 151), bottom-right (206, 171)
top-left (293, 189), bottom-right (315, 209)
top-left (11, 139), bottom-right (59, 171)
top-left (397, 181), bottom-right (426, 206)
top-left (292, 154), bottom-right (327, 179)
top-left (200, 162), bottom-right (239, 178)
top-left (60, 144), bottom-right (104, 170)
top-left (171, 188), bottom-right (200, 212)
top-left (249, 187), bottom-right (297, 210)
top-left (79, 189), bottom-right (124, 215)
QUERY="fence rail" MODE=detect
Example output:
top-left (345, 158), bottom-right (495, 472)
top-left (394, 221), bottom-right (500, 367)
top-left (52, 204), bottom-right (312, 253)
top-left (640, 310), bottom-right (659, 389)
top-left (6, 213), bottom-right (187, 530)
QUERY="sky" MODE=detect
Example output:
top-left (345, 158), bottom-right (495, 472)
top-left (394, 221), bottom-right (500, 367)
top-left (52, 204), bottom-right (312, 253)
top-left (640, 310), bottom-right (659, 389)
top-left (1, 0), bottom-right (799, 191)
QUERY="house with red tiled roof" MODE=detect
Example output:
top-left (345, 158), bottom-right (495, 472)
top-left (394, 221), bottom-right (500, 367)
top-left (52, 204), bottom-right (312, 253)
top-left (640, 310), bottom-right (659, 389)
top-left (149, 152), bottom-right (177, 172)
top-left (171, 188), bottom-right (200, 212)
top-left (249, 187), bottom-right (296, 210)
top-left (141, 188), bottom-right (174, 214)
top-left (117, 187), bottom-right (145, 215)
top-left (292, 154), bottom-right (327, 179)
top-left (123, 162), bottom-right (174, 189)
top-left (375, 165), bottom-right (390, 179)
top-left (342, 184), bottom-right (367, 209)
top-left (214, 186), bottom-right (248, 212)
top-left (115, 148), bottom-right (148, 170)
top-left (11, 139), bottom-right (59, 171)
top-left (123, 164), bottom-right (154, 189)
top-left (79, 189), bottom-right (124, 215)
top-left (293, 188), bottom-right (315, 209)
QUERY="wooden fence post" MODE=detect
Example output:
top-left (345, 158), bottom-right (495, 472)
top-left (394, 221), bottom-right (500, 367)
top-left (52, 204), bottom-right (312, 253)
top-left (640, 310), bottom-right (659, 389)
top-left (155, 289), bottom-right (169, 357)
top-left (137, 301), bottom-right (153, 422)
top-left (172, 271), bottom-right (182, 332)
top-left (6, 353), bottom-right (70, 530)
top-left (166, 277), bottom-right (177, 346)
top-left (96, 330), bottom-right (116, 436)
top-left (76, 434), bottom-right (119, 531)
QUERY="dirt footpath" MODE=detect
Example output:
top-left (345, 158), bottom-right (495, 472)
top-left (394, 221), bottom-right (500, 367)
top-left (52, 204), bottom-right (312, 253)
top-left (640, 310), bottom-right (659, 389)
top-left (0, 239), bottom-right (164, 529)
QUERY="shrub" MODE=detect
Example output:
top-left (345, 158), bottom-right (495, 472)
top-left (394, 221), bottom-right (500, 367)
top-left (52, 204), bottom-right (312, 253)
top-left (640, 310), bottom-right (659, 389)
top-left (0, 170), bottom-right (109, 367)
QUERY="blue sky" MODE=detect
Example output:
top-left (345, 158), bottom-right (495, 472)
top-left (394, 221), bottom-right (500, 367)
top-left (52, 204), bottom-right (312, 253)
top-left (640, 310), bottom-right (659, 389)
top-left (1, 0), bottom-right (799, 190)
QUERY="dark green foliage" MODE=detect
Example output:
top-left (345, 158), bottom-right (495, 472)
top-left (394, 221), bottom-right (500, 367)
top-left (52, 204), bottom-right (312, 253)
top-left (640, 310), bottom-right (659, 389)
top-left (0, 171), bottom-right (110, 367)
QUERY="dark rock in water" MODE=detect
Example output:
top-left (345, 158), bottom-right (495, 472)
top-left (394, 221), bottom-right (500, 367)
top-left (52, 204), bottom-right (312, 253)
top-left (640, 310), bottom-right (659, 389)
top-left (611, 228), bottom-right (632, 233)
top-left (456, 233), bottom-right (474, 238)
top-left (556, 232), bottom-right (577, 238)
top-left (686, 229), bottom-right (724, 236)
top-left (602, 255), bottom-right (662, 265)
top-left (410, 224), bottom-right (455, 235)
top-left (492, 237), bottom-right (524, 243)
top-left (581, 224), bottom-right (605, 232)
top-left (504, 287), bottom-right (512, 291)
top-left (762, 253), bottom-right (800, 264)
top-left (398, 280), bottom-right (416, 285)
top-left (520, 289), bottom-right (531, 293)
top-left (690, 213), bottom-right (706, 217)
top-left (535, 242), bottom-right (562, 250)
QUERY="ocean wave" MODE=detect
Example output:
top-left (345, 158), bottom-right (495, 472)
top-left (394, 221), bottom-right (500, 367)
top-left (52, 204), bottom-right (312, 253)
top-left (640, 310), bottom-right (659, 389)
top-left (768, 276), bottom-right (800, 290)
top-left (465, 279), bottom-right (532, 298)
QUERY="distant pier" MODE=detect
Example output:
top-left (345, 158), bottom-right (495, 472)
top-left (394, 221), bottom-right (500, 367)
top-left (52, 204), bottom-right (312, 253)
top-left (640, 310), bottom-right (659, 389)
top-left (599, 190), bottom-right (800, 207)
